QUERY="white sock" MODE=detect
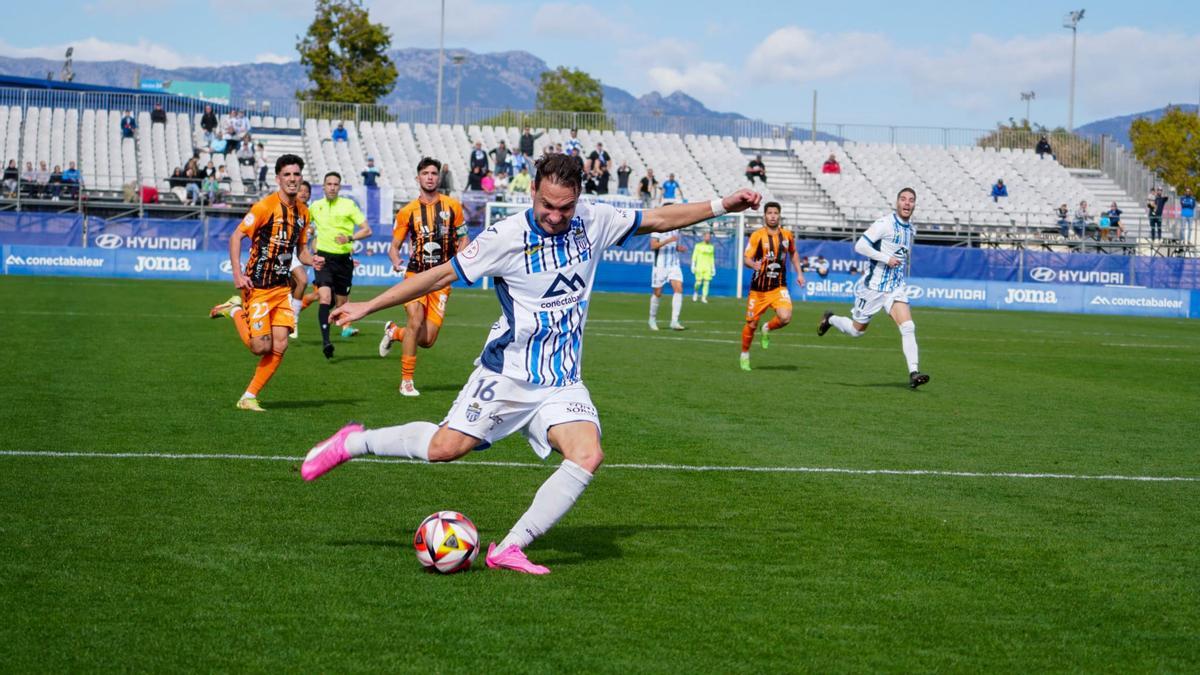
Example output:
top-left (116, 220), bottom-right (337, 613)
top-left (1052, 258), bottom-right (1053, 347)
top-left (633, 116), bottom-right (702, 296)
top-left (649, 295), bottom-right (660, 320)
top-left (241, 391), bottom-right (255, 399)
top-left (829, 315), bottom-right (863, 337)
top-left (291, 297), bottom-right (302, 317)
top-left (344, 421), bottom-right (437, 460)
top-left (497, 460), bottom-right (592, 550)
top-left (671, 292), bottom-right (682, 323)
top-left (899, 320), bottom-right (919, 372)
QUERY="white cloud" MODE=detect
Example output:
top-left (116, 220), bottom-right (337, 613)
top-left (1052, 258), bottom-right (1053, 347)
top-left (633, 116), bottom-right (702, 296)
top-left (746, 27), bottom-right (890, 83)
top-left (531, 2), bottom-right (628, 39)
top-left (370, 0), bottom-right (515, 46)
top-left (0, 37), bottom-right (222, 69)
top-left (647, 62), bottom-right (734, 99)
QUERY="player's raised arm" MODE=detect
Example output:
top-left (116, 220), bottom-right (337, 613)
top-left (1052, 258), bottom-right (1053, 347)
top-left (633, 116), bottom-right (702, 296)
top-left (637, 188), bottom-right (761, 235)
top-left (330, 261), bottom-right (458, 327)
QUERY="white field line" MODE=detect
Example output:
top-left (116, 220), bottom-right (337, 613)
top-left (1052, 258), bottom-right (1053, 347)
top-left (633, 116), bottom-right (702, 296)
top-left (0, 450), bottom-right (1196, 483)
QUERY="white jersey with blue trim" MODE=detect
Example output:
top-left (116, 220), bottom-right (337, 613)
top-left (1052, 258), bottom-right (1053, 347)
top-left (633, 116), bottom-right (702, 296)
top-left (858, 212), bottom-right (914, 292)
top-left (651, 231), bottom-right (681, 269)
top-left (452, 201), bottom-right (642, 387)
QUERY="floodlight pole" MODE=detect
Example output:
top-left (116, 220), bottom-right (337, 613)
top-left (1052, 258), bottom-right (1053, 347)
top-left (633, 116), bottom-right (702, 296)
top-left (453, 54), bottom-right (466, 126)
top-left (1064, 10), bottom-right (1085, 132)
top-left (435, 0), bottom-right (446, 124)
top-left (1020, 91), bottom-right (1036, 125)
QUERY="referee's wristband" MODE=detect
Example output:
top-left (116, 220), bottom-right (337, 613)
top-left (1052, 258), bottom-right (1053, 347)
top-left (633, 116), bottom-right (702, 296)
top-left (709, 198), bottom-right (727, 217)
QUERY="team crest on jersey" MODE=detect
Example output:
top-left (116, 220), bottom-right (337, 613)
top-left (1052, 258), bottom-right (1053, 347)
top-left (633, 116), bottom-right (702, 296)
top-left (571, 222), bottom-right (590, 252)
top-left (461, 239), bottom-right (480, 260)
top-left (439, 210), bottom-right (451, 222)
top-left (465, 402), bottom-right (482, 423)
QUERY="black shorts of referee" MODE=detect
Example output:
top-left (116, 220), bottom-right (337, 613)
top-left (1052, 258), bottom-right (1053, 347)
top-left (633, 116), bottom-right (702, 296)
top-left (314, 251), bottom-right (354, 296)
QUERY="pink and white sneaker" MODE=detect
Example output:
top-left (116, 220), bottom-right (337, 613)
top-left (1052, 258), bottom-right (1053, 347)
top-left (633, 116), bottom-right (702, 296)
top-left (485, 542), bottom-right (550, 575)
top-left (301, 422), bottom-right (363, 482)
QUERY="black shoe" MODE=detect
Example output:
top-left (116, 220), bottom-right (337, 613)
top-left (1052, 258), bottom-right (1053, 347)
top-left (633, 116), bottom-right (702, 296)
top-left (817, 311), bottom-right (833, 336)
top-left (323, 343), bottom-right (335, 360)
top-left (909, 371), bottom-right (930, 389)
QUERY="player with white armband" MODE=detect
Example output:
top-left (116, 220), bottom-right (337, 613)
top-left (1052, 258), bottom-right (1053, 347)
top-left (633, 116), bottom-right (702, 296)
top-left (818, 187), bottom-right (930, 389)
top-left (300, 153), bottom-right (762, 574)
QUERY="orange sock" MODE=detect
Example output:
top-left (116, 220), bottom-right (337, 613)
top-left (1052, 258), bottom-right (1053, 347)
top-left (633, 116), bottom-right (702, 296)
top-left (246, 349), bottom-right (284, 397)
top-left (389, 324), bottom-right (405, 341)
top-left (741, 324), bottom-right (755, 351)
top-left (231, 308), bottom-right (252, 348)
top-left (401, 355), bottom-right (417, 382)
top-left (766, 317), bottom-right (784, 332)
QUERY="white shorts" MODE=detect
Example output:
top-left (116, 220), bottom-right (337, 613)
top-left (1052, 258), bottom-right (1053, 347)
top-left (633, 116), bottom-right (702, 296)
top-left (289, 254), bottom-right (304, 272)
top-left (851, 283), bottom-right (909, 324)
top-left (442, 366), bottom-right (601, 459)
top-left (651, 265), bottom-right (683, 288)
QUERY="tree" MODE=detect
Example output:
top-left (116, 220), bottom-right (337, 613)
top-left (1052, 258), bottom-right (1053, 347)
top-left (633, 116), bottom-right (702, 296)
top-left (297, 0), bottom-right (397, 106)
top-left (976, 119), bottom-right (1099, 169)
top-left (536, 67), bottom-right (604, 114)
top-left (1130, 106), bottom-right (1200, 194)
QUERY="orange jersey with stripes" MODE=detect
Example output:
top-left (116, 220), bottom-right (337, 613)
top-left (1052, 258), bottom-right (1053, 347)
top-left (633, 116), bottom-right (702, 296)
top-left (238, 192), bottom-right (310, 289)
top-left (393, 195), bottom-right (467, 273)
top-left (745, 226), bottom-right (794, 293)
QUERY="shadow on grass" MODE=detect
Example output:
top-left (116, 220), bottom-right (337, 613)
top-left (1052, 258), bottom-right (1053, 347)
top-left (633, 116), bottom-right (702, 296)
top-left (533, 524), bottom-right (701, 567)
top-left (268, 398), bottom-right (364, 409)
top-left (754, 364), bottom-right (800, 371)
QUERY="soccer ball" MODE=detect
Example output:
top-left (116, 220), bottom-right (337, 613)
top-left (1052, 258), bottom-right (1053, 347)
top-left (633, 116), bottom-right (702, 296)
top-left (413, 511), bottom-right (480, 574)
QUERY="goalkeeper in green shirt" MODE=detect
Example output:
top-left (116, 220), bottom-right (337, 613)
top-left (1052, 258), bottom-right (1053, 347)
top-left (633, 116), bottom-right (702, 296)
top-left (691, 230), bottom-right (716, 303)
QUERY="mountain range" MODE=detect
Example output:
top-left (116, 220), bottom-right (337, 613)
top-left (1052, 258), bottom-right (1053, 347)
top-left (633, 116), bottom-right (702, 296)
top-left (1075, 104), bottom-right (1198, 147)
top-left (0, 48), bottom-right (745, 121)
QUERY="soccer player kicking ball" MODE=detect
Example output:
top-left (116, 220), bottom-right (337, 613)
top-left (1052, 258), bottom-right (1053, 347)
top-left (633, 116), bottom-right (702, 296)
top-left (378, 157), bottom-right (468, 396)
top-left (740, 202), bottom-right (803, 371)
top-left (302, 153), bottom-right (762, 574)
top-left (210, 155), bottom-right (324, 411)
top-left (818, 187), bottom-right (930, 389)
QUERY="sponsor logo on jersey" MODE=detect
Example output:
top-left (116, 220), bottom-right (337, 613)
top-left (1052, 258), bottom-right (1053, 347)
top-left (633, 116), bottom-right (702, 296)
top-left (543, 272), bottom-right (587, 298)
top-left (564, 402), bottom-right (597, 417)
top-left (1004, 288), bottom-right (1057, 305)
top-left (242, 213), bottom-right (255, 227)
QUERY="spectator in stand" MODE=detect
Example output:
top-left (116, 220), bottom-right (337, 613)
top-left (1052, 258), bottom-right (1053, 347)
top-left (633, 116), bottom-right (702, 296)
top-left (519, 126), bottom-right (542, 157)
top-left (254, 142), bottom-right (268, 191)
top-left (509, 165), bottom-right (531, 195)
top-left (185, 151), bottom-right (201, 177)
top-left (168, 167), bottom-right (193, 205)
top-left (150, 103), bottom-right (167, 125)
top-left (361, 157), bottom-right (380, 187)
top-left (120, 110), bottom-right (136, 139)
top-left (1147, 187), bottom-right (1168, 241)
top-left (210, 130), bottom-right (228, 155)
top-left (204, 160), bottom-right (217, 179)
top-left (2, 159), bottom-right (18, 196)
top-left (19, 161), bottom-right (35, 197)
top-left (466, 166), bottom-right (483, 191)
top-left (47, 164), bottom-right (64, 200)
top-left (1072, 200), bottom-right (1091, 238)
top-left (233, 110), bottom-right (251, 146)
top-left (494, 168), bottom-right (509, 197)
top-left (1179, 188), bottom-right (1195, 243)
top-left (661, 173), bottom-right (683, 205)
top-left (481, 168), bottom-right (496, 195)
top-left (184, 162), bottom-right (202, 201)
top-left (438, 164), bottom-right (454, 195)
top-left (584, 169), bottom-right (598, 195)
top-left (237, 135), bottom-right (256, 166)
top-left (564, 128), bottom-right (582, 156)
top-left (469, 141), bottom-right (488, 173)
top-left (1035, 135), bottom-right (1054, 160)
top-left (511, 148), bottom-right (529, 176)
top-left (554, 142), bottom-right (564, 154)
top-left (1056, 203), bottom-right (1070, 237)
top-left (489, 140), bottom-right (511, 177)
top-left (616, 161), bottom-right (632, 196)
top-left (331, 121), bottom-right (349, 143)
top-left (200, 105), bottom-right (218, 145)
top-left (821, 153), bottom-right (841, 174)
top-left (596, 163), bottom-right (610, 195)
top-left (216, 164), bottom-right (231, 190)
top-left (638, 168), bottom-right (658, 208)
top-left (61, 161), bottom-right (81, 198)
top-left (202, 171), bottom-right (220, 205)
top-left (223, 113), bottom-right (241, 154)
top-left (32, 161), bottom-right (50, 197)
top-left (991, 178), bottom-right (1008, 202)
top-left (1105, 202), bottom-right (1124, 241)
top-left (587, 142), bottom-right (610, 174)
top-left (746, 154), bottom-right (767, 185)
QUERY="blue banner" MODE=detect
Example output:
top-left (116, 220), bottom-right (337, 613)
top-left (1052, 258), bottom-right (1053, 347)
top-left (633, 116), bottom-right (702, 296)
top-left (0, 212), bottom-right (84, 247)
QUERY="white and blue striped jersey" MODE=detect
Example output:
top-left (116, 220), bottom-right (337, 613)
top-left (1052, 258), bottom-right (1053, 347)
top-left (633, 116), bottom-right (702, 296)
top-left (859, 212), bottom-right (914, 292)
top-left (651, 231), bottom-right (681, 269)
top-left (452, 202), bottom-right (642, 387)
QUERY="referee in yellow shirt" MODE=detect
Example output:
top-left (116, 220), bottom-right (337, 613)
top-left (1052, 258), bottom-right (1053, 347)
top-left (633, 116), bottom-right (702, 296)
top-left (310, 171), bottom-right (372, 359)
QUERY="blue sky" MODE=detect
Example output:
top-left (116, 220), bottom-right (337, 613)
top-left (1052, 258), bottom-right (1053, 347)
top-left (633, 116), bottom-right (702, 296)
top-left (2, 0), bottom-right (1197, 129)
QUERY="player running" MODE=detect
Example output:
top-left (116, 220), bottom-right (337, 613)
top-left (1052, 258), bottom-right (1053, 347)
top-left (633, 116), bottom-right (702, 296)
top-left (648, 228), bottom-right (687, 330)
top-left (209, 154), bottom-right (323, 411)
top-left (691, 230), bottom-right (715, 303)
top-left (301, 153), bottom-right (762, 574)
top-left (818, 187), bottom-right (930, 389)
top-left (378, 157), bottom-right (468, 396)
top-left (740, 201), bottom-right (803, 371)
top-left (310, 171), bottom-right (372, 359)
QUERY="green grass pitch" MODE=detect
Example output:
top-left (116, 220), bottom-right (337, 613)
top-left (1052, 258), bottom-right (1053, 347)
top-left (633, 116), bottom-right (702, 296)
top-left (1, 275), bottom-right (1197, 672)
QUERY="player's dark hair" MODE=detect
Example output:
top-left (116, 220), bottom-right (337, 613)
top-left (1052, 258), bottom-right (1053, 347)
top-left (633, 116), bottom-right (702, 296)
top-left (417, 157), bottom-right (442, 173)
top-left (323, 171), bottom-right (341, 182)
top-left (897, 187), bottom-right (917, 200)
top-left (533, 153), bottom-right (583, 193)
top-left (300, 180), bottom-right (312, 191)
top-left (764, 201), bottom-right (782, 213)
top-left (275, 153), bottom-right (304, 174)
